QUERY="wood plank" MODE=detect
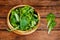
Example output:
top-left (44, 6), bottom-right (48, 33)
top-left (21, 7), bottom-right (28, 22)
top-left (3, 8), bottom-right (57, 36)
top-left (0, 18), bottom-right (7, 30)
top-left (0, 31), bottom-right (60, 40)
top-left (0, 6), bottom-right (60, 18)
top-left (0, 0), bottom-right (60, 6)
top-left (0, 6), bottom-right (12, 18)
top-left (0, 18), bottom-right (60, 30)
top-left (36, 6), bottom-right (60, 17)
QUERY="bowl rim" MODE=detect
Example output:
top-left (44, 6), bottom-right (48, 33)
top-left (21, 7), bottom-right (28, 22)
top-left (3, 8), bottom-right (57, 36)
top-left (7, 5), bottom-right (40, 35)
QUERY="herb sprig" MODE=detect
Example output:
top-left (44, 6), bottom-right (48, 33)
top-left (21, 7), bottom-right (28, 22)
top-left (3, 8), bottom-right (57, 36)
top-left (46, 13), bottom-right (56, 34)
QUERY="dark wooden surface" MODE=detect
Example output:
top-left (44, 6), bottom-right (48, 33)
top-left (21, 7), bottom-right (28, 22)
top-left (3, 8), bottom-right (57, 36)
top-left (0, 0), bottom-right (60, 40)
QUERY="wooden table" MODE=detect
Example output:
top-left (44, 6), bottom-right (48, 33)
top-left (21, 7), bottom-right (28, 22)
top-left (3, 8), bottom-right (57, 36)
top-left (0, 0), bottom-right (60, 40)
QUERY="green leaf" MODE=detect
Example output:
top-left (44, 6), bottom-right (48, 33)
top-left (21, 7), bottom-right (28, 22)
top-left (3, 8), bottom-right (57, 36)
top-left (20, 17), bottom-right (29, 30)
top-left (48, 21), bottom-right (56, 34)
top-left (30, 21), bottom-right (36, 27)
top-left (47, 13), bottom-right (55, 21)
top-left (14, 13), bottom-right (19, 22)
top-left (10, 15), bottom-right (17, 27)
top-left (11, 10), bottom-right (16, 15)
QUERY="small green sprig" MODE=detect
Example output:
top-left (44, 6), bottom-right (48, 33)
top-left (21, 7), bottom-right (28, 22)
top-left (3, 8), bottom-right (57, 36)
top-left (46, 13), bottom-right (56, 34)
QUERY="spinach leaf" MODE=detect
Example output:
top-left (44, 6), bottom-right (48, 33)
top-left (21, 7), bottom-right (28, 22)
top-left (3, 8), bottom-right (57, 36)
top-left (46, 13), bottom-right (56, 34)
top-left (48, 21), bottom-right (56, 34)
top-left (47, 13), bottom-right (55, 27)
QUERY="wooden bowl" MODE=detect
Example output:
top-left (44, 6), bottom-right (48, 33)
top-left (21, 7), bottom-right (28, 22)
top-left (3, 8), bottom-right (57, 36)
top-left (7, 5), bottom-right (40, 35)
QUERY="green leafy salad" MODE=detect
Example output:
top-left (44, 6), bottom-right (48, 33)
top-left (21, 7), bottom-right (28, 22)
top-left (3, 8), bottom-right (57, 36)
top-left (9, 5), bottom-right (39, 31)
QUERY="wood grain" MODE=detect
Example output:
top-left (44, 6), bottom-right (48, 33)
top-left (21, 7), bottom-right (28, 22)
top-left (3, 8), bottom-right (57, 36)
top-left (0, 6), bottom-right (60, 18)
top-left (0, 0), bottom-right (60, 6)
top-left (0, 31), bottom-right (60, 40)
